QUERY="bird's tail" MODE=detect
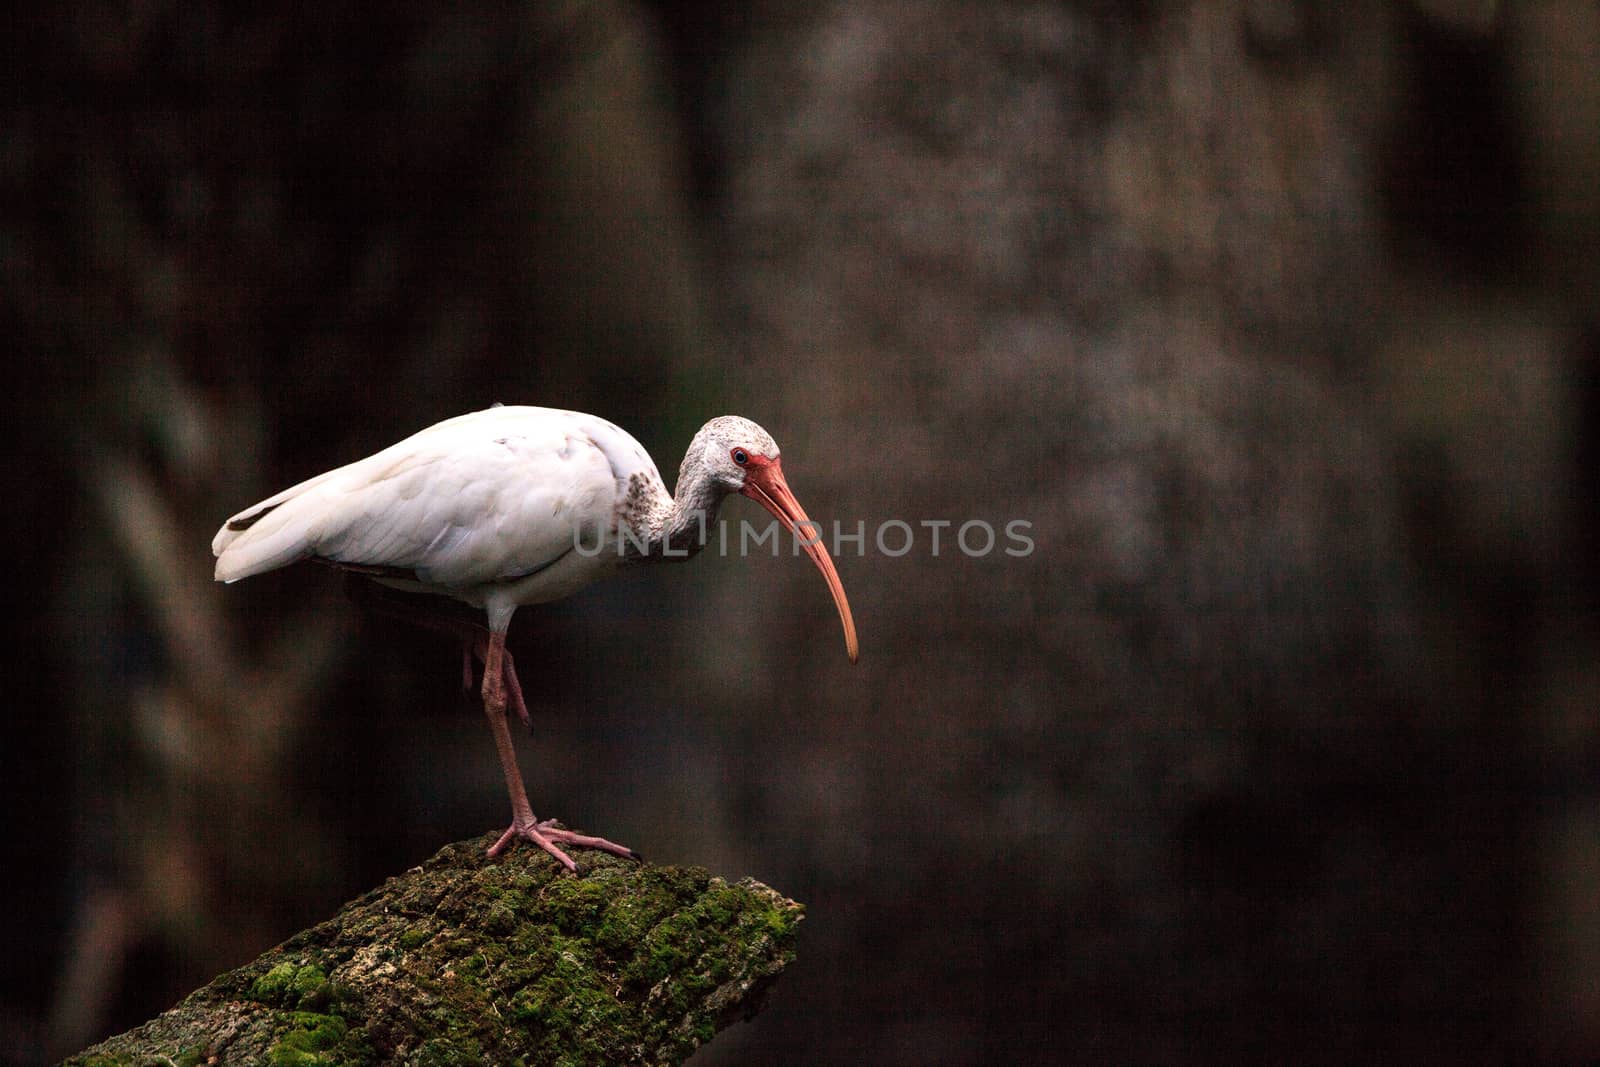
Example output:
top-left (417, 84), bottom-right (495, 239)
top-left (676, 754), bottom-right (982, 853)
top-left (211, 469), bottom-right (339, 582)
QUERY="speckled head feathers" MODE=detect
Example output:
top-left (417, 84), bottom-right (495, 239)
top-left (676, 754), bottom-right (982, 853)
top-left (698, 416), bottom-right (778, 459)
top-left (675, 415), bottom-right (781, 497)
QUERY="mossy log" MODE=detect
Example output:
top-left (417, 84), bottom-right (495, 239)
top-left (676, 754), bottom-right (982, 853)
top-left (62, 833), bottom-right (803, 1066)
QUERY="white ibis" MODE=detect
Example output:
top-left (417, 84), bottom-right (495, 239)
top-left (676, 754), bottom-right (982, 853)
top-left (212, 405), bottom-right (858, 871)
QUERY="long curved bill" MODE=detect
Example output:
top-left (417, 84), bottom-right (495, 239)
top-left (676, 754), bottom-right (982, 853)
top-left (741, 458), bottom-right (860, 663)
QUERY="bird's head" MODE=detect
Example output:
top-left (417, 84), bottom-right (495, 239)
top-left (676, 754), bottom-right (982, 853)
top-left (694, 415), bottom-right (781, 493)
top-left (691, 416), bottom-right (859, 664)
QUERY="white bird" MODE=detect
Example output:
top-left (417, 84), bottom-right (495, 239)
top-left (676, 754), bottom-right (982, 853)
top-left (212, 405), bottom-right (858, 871)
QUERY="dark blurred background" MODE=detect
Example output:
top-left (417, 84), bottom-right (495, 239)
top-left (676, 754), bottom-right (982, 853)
top-left (5, 1), bottom-right (1599, 1063)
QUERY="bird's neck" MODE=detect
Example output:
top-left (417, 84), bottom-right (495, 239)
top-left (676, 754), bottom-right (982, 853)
top-left (625, 468), bottom-right (726, 562)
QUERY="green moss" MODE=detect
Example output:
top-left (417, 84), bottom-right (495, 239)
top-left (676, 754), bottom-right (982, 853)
top-left (61, 839), bottom-right (800, 1067)
top-left (537, 875), bottom-right (613, 934)
top-left (291, 964), bottom-right (336, 1012)
top-left (398, 925), bottom-right (434, 951)
top-left (481, 900), bottom-right (518, 936)
top-left (250, 961), bottom-right (342, 1014)
top-left (251, 960), bottom-right (300, 1003)
top-left (408, 1037), bottom-right (486, 1066)
top-left (268, 1012), bottom-right (347, 1066)
top-left (262, 1010), bottom-right (379, 1067)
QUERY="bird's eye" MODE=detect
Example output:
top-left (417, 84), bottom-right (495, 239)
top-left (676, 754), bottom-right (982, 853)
top-left (732, 448), bottom-right (749, 466)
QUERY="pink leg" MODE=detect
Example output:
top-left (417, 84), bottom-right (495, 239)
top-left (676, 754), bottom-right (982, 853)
top-left (343, 579), bottom-right (634, 870)
top-left (345, 578), bottom-right (531, 728)
top-left (479, 630), bottom-right (638, 870)
top-left (466, 631), bottom-right (530, 729)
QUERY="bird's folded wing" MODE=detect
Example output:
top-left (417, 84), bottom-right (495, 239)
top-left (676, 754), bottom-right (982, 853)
top-left (214, 414), bottom-right (618, 587)
top-left (312, 430), bottom-right (616, 587)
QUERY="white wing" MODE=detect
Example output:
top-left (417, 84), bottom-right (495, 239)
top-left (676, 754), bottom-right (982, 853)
top-left (213, 407), bottom-right (653, 588)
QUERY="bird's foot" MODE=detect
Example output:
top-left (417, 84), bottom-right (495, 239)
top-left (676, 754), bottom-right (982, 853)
top-left (486, 817), bottom-right (641, 871)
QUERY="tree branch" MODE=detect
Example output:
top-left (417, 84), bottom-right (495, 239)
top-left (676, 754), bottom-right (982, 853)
top-left (62, 835), bottom-right (803, 1065)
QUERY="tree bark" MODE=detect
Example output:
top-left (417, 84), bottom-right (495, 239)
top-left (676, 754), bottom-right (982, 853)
top-left (62, 835), bottom-right (802, 1066)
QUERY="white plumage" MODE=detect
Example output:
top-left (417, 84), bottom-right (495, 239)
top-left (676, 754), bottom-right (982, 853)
top-left (214, 407), bottom-right (661, 611)
top-left (213, 404), bottom-right (857, 871)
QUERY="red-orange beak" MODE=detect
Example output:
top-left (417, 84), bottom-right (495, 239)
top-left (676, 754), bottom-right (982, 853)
top-left (741, 457), bottom-right (859, 663)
